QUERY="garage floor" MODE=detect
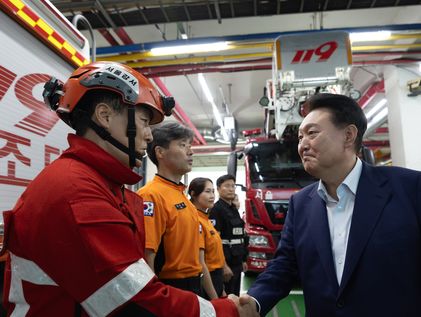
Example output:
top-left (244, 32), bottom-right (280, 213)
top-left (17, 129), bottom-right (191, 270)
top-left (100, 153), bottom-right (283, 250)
top-left (241, 274), bottom-right (305, 317)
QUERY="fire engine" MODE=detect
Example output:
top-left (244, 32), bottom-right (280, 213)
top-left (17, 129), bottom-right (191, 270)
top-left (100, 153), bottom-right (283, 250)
top-left (235, 31), bottom-right (358, 272)
top-left (0, 0), bottom-right (90, 262)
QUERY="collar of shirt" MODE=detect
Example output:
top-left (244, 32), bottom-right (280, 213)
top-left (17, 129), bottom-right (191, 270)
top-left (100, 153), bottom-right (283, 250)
top-left (215, 199), bottom-right (236, 211)
top-left (317, 158), bottom-right (363, 203)
top-left (154, 174), bottom-right (186, 191)
top-left (63, 134), bottom-right (141, 185)
top-left (197, 208), bottom-right (210, 219)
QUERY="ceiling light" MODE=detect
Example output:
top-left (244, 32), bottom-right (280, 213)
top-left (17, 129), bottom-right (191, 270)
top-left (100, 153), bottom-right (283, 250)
top-left (150, 41), bottom-right (230, 56)
top-left (349, 31), bottom-right (391, 42)
top-left (198, 73), bottom-right (229, 141)
top-left (198, 73), bottom-right (214, 103)
top-left (365, 98), bottom-right (387, 120)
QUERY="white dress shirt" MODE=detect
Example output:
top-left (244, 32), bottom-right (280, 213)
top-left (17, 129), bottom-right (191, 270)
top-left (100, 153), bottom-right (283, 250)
top-left (317, 158), bottom-right (362, 284)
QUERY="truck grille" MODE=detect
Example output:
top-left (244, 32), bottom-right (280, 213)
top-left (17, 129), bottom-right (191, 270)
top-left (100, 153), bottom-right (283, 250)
top-left (264, 200), bottom-right (289, 226)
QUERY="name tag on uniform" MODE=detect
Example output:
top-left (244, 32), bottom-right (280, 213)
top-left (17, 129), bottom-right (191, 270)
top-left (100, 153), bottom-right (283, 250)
top-left (175, 202), bottom-right (187, 210)
top-left (233, 227), bottom-right (243, 235)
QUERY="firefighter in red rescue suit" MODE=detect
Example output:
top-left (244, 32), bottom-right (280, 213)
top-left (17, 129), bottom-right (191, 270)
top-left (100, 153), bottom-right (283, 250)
top-left (0, 62), bottom-right (258, 317)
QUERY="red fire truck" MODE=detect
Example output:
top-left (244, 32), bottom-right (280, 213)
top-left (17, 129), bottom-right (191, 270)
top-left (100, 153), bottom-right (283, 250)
top-left (241, 127), bottom-right (315, 272)
top-left (0, 0), bottom-right (91, 269)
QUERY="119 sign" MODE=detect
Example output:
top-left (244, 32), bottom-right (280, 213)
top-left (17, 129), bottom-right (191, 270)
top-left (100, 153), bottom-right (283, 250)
top-left (291, 41), bottom-right (338, 64)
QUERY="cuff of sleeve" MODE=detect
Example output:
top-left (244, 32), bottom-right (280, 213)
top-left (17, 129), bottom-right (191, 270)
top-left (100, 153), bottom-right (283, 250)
top-left (248, 295), bottom-right (261, 313)
top-left (211, 298), bottom-right (239, 317)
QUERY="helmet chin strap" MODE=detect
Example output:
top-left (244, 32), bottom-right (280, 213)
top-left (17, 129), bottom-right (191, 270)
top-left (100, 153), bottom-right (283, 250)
top-left (126, 105), bottom-right (137, 168)
top-left (88, 105), bottom-right (137, 169)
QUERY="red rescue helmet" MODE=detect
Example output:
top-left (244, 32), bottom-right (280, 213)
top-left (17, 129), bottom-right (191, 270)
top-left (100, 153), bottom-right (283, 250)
top-left (43, 61), bottom-right (174, 125)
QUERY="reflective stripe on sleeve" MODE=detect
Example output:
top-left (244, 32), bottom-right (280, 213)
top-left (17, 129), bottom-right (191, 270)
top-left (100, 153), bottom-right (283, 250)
top-left (81, 258), bottom-right (154, 317)
top-left (9, 253), bottom-right (58, 317)
top-left (10, 253), bottom-right (57, 286)
top-left (221, 238), bottom-right (243, 245)
top-left (197, 295), bottom-right (216, 317)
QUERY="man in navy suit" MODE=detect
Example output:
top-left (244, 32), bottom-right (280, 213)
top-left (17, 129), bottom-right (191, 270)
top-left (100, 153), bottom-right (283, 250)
top-left (245, 93), bottom-right (421, 316)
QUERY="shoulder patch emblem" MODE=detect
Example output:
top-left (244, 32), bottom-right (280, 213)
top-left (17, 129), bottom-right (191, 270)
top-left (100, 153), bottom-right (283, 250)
top-left (143, 201), bottom-right (154, 216)
top-left (174, 202), bottom-right (187, 210)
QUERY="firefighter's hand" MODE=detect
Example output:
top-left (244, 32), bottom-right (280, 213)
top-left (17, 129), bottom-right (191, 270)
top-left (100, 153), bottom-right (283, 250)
top-left (223, 264), bottom-right (234, 282)
top-left (228, 294), bottom-right (260, 317)
top-left (242, 262), bottom-right (248, 272)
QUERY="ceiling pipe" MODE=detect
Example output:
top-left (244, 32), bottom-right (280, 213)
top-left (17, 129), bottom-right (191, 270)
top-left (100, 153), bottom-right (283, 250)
top-left (135, 59), bottom-right (417, 78)
top-left (152, 78), bottom-right (207, 146)
top-left (123, 54), bottom-right (419, 69)
top-left (353, 59), bottom-right (421, 65)
top-left (98, 42), bottom-right (273, 63)
top-left (353, 51), bottom-right (421, 57)
top-left (363, 140), bottom-right (390, 148)
top-left (98, 28), bottom-right (120, 46)
top-left (96, 23), bottom-right (421, 55)
top-left (143, 65), bottom-right (272, 77)
top-left (113, 52), bottom-right (273, 68)
top-left (114, 27), bottom-right (134, 45)
top-left (137, 58), bottom-right (272, 75)
top-left (359, 80), bottom-right (385, 109)
top-left (375, 127), bottom-right (389, 133)
top-left (352, 43), bottom-right (421, 51)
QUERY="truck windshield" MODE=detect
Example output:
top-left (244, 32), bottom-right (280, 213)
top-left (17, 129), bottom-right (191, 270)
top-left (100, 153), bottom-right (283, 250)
top-left (247, 140), bottom-right (315, 189)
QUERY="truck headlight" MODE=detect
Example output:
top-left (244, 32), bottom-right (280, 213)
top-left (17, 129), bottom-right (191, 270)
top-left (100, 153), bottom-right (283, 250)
top-left (249, 235), bottom-right (269, 247)
top-left (249, 252), bottom-right (267, 260)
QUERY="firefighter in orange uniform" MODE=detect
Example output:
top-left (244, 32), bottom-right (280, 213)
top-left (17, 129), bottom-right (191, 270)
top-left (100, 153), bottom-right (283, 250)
top-left (0, 62), bottom-right (258, 317)
top-left (189, 177), bottom-right (230, 299)
top-left (138, 122), bottom-right (205, 295)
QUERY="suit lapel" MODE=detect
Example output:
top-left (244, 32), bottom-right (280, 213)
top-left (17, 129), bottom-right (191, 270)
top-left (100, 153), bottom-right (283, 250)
top-left (308, 187), bottom-right (339, 289)
top-left (339, 163), bottom-right (391, 293)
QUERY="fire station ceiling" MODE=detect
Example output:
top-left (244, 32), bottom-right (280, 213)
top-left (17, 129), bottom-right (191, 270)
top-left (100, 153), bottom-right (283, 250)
top-left (51, 1), bottom-right (421, 166)
top-left (52, 1), bottom-right (421, 28)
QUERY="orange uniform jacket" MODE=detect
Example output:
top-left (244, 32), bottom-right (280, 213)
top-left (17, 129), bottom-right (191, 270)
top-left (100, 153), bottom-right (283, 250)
top-left (198, 210), bottom-right (225, 272)
top-left (138, 175), bottom-right (203, 279)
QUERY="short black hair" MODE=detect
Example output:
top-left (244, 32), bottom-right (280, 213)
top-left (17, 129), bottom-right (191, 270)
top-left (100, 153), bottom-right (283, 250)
top-left (216, 174), bottom-right (236, 188)
top-left (70, 90), bottom-right (124, 136)
top-left (147, 122), bottom-right (194, 166)
top-left (188, 177), bottom-right (213, 202)
top-left (308, 93), bottom-right (367, 152)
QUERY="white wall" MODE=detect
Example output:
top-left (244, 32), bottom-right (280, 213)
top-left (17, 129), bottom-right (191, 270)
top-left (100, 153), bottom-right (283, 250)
top-left (187, 165), bottom-right (246, 214)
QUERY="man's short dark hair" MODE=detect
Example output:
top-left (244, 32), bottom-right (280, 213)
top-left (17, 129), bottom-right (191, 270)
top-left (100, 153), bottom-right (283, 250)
top-left (216, 174), bottom-right (236, 188)
top-left (308, 93), bottom-right (367, 152)
top-left (71, 90), bottom-right (124, 136)
top-left (147, 122), bottom-right (194, 166)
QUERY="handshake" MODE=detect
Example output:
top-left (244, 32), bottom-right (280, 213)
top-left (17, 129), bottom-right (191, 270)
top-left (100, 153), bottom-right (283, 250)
top-left (227, 294), bottom-right (260, 317)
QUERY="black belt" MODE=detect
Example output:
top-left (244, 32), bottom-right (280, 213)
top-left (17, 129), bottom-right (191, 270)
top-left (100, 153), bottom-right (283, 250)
top-left (160, 274), bottom-right (203, 294)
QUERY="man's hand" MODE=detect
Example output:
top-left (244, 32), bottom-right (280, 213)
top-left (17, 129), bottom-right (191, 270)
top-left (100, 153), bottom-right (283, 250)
top-left (242, 262), bottom-right (248, 272)
top-left (223, 264), bottom-right (234, 282)
top-left (228, 294), bottom-right (259, 317)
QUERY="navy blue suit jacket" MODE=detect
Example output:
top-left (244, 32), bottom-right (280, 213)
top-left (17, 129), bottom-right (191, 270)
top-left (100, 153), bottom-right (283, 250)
top-left (248, 163), bottom-right (421, 317)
